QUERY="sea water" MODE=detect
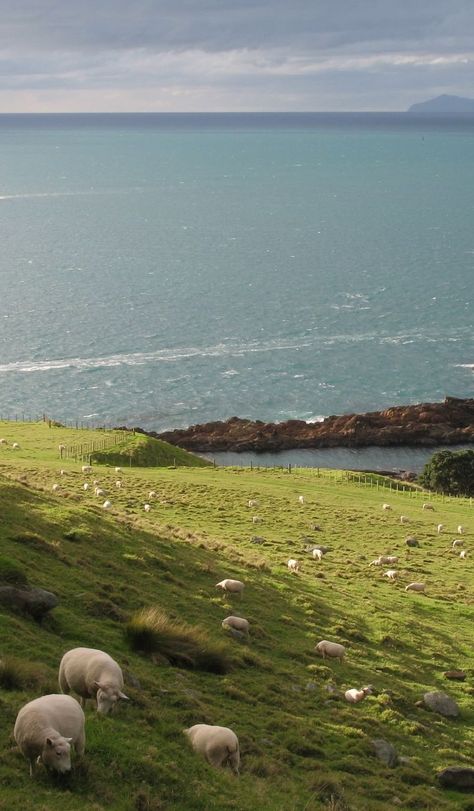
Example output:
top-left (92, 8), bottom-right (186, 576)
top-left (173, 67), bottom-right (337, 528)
top-left (0, 113), bottom-right (472, 438)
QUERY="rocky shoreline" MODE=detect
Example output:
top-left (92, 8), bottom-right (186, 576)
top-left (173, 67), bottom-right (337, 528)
top-left (147, 396), bottom-right (474, 453)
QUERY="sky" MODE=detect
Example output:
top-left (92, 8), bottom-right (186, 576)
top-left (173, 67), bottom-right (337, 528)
top-left (0, 0), bottom-right (473, 112)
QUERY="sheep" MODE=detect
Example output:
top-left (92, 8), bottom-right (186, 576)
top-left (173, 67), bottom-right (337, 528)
top-left (400, 515), bottom-right (410, 524)
top-left (215, 579), bottom-right (245, 596)
top-left (315, 640), bottom-right (346, 663)
top-left (93, 479), bottom-right (99, 486)
top-left (459, 550), bottom-right (468, 559)
top-left (298, 495), bottom-right (305, 505)
top-left (457, 525), bottom-right (465, 535)
top-left (287, 558), bottom-right (300, 573)
top-left (58, 444), bottom-right (66, 453)
top-left (115, 467), bottom-right (122, 473)
top-left (51, 483), bottom-right (60, 492)
top-left (437, 524), bottom-right (444, 534)
top-left (59, 469), bottom-right (66, 476)
top-left (144, 504), bottom-right (151, 512)
top-left (222, 616), bottom-right (249, 635)
top-left (369, 555), bottom-right (398, 566)
top-left (102, 500), bottom-right (112, 510)
top-left (12, 442), bottom-right (20, 449)
top-left (184, 724), bottom-right (240, 775)
top-left (247, 499), bottom-right (259, 508)
top-left (95, 487), bottom-right (105, 497)
top-left (382, 503), bottom-right (391, 511)
top-left (344, 686), bottom-right (373, 704)
top-left (59, 648), bottom-right (129, 715)
top-left (83, 483), bottom-right (89, 491)
top-left (252, 516), bottom-right (262, 524)
top-left (452, 539), bottom-right (464, 548)
top-left (0, 438), bottom-right (7, 445)
top-left (14, 694), bottom-right (85, 776)
top-left (81, 465), bottom-right (92, 474)
top-left (149, 490), bottom-right (157, 499)
top-left (405, 582), bottom-right (425, 593)
top-left (312, 548), bottom-right (323, 561)
top-left (422, 503), bottom-right (435, 511)
top-left (115, 480), bottom-right (122, 488)
top-left (383, 570), bottom-right (398, 580)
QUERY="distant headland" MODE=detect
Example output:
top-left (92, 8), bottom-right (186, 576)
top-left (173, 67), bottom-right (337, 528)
top-left (408, 94), bottom-right (474, 113)
top-left (130, 396), bottom-right (474, 454)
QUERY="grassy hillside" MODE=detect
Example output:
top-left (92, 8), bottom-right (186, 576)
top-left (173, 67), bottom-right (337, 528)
top-left (0, 422), bottom-right (473, 811)
top-left (90, 433), bottom-right (211, 468)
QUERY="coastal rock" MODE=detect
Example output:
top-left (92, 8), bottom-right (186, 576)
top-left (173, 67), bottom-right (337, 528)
top-left (437, 767), bottom-right (474, 790)
top-left (372, 739), bottom-right (398, 767)
top-left (0, 586), bottom-right (58, 621)
top-left (423, 691), bottom-right (459, 717)
top-left (150, 397), bottom-right (474, 453)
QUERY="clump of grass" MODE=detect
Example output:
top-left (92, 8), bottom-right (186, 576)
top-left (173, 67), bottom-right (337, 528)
top-left (125, 607), bottom-right (233, 674)
top-left (0, 655), bottom-right (53, 691)
top-left (0, 556), bottom-right (28, 586)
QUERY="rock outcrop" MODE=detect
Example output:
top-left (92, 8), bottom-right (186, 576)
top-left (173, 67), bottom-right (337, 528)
top-left (151, 397), bottom-right (474, 453)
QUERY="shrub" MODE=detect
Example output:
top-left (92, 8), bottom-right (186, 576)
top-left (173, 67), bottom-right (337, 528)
top-left (419, 449), bottom-right (474, 497)
top-left (125, 607), bottom-right (233, 673)
top-left (0, 556), bottom-right (28, 586)
top-left (0, 656), bottom-right (53, 691)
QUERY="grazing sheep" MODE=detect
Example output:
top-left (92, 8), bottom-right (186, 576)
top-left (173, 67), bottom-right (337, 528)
top-left (382, 503), bottom-right (391, 511)
top-left (298, 495), bottom-right (305, 505)
top-left (315, 640), bottom-right (346, 663)
top-left (115, 480), bottom-right (122, 488)
top-left (144, 504), bottom-right (151, 512)
top-left (93, 479), bottom-right (99, 486)
top-left (95, 487), bottom-right (105, 497)
top-left (312, 548), bottom-right (323, 561)
top-left (459, 550), bottom-right (468, 559)
top-left (59, 648), bottom-right (129, 715)
top-left (252, 516), bottom-right (262, 524)
top-left (59, 469), bottom-right (66, 476)
top-left (184, 724), bottom-right (240, 775)
top-left (83, 483), bottom-right (89, 491)
top-left (383, 569), bottom-right (398, 580)
top-left (247, 499), bottom-right (259, 508)
top-left (344, 686), bottom-right (373, 704)
top-left (400, 515), bottom-right (410, 524)
top-left (222, 616), bottom-right (249, 635)
top-left (102, 500), bottom-right (112, 510)
top-left (405, 582), bottom-right (425, 593)
top-left (405, 537), bottom-right (419, 548)
top-left (115, 467), bottom-right (122, 474)
top-left (0, 438), bottom-right (7, 445)
top-left (12, 442), bottom-right (20, 449)
top-left (14, 694), bottom-right (85, 777)
top-left (312, 544), bottom-right (331, 555)
top-left (58, 444), bottom-right (66, 453)
top-left (81, 465), bottom-right (92, 474)
top-left (452, 539), bottom-right (464, 548)
top-left (149, 490), bottom-right (157, 499)
top-left (422, 503), bottom-right (435, 511)
top-left (437, 524), bottom-right (444, 534)
top-left (287, 558), bottom-right (300, 573)
top-left (215, 579), bottom-right (245, 596)
top-left (457, 525), bottom-right (465, 535)
top-left (52, 483), bottom-right (60, 492)
top-left (369, 555), bottom-right (398, 567)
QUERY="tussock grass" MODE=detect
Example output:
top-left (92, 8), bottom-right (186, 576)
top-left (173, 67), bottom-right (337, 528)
top-left (0, 655), bottom-right (54, 691)
top-left (0, 556), bottom-right (28, 586)
top-left (125, 607), bottom-right (233, 674)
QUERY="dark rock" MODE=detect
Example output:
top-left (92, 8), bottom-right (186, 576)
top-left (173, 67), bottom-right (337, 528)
top-left (372, 739), bottom-right (399, 767)
top-left (437, 767), bottom-right (474, 790)
top-left (124, 670), bottom-right (142, 690)
top-left (423, 691), bottom-right (459, 717)
top-left (0, 586), bottom-right (58, 621)
top-left (250, 536), bottom-right (265, 544)
top-left (406, 537), bottom-right (420, 547)
top-left (443, 670), bottom-right (466, 681)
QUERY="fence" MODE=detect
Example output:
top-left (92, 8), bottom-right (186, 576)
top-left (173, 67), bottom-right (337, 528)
top-left (61, 431), bottom-right (129, 462)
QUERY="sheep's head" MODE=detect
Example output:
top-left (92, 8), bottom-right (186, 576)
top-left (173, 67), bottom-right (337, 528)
top-left (94, 681), bottom-right (129, 715)
top-left (41, 736), bottom-right (72, 773)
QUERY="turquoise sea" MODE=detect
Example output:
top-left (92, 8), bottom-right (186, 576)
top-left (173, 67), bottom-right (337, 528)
top-left (0, 113), bottom-right (472, 438)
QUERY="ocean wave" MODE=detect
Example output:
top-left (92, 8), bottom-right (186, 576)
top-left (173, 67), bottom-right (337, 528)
top-left (0, 188), bottom-right (144, 202)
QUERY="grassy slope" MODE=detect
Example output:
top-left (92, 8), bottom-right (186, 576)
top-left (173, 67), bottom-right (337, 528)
top-left (0, 423), bottom-right (473, 811)
top-left (90, 433), bottom-right (211, 468)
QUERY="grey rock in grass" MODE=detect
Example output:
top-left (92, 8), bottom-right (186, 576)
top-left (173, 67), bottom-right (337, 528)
top-left (437, 767), bottom-right (474, 790)
top-left (250, 536), bottom-right (265, 544)
top-left (124, 670), bottom-right (142, 690)
top-left (423, 691), bottom-right (459, 718)
top-left (372, 739), bottom-right (398, 767)
top-left (0, 586), bottom-right (58, 621)
top-left (443, 670), bottom-right (466, 681)
top-left (405, 537), bottom-right (419, 547)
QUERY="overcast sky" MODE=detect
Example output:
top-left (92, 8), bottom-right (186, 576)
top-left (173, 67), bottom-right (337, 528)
top-left (0, 0), bottom-right (473, 112)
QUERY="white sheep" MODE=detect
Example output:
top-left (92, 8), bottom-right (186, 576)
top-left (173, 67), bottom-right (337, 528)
top-left (252, 516), bottom-right (262, 524)
top-left (58, 444), bottom-right (66, 452)
top-left (369, 555), bottom-right (398, 567)
top-left (422, 503), bottom-right (434, 511)
top-left (58, 648), bottom-right (129, 715)
top-left (247, 499), bottom-right (259, 508)
top-left (95, 487), bottom-right (105, 497)
top-left (51, 483), bottom-right (60, 492)
top-left (405, 582), bottom-right (425, 593)
top-left (184, 724), bottom-right (240, 774)
top-left (222, 616), bottom-right (249, 635)
top-left (14, 694), bottom-right (85, 776)
top-left (60, 469), bottom-right (66, 476)
top-left (0, 438), bottom-right (7, 445)
top-left (382, 503), bottom-right (391, 511)
top-left (81, 465), bottom-right (92, 474)
top-left (400, 515), bottom-right (410, 524)
top-left (114, 466), bottom-right (121, 473)
top-left (215, 579), bottom-right (245, 596)
top-left (452, 539), bottom-right (464, 548)
top-left (383, 569), bottom-right (398, 580)
top-left (12, 442), bottom-right (20, 449)
top-left (459, 550), bottom-right (468, 559)
top-left (298, 495), bottom-right (305, 505)
top-left (102, 500), bottom-right (112, 510)
top-left (83, 483), bottom-right (89, 491)
top-left (287, 558), bottom-right (300, 573)
top-left (344, 686), bottom-right (373, 704)
top-left (93, 479), bottom-right (99, 486)
top-left (115, 480), bottom-right (122, 488)
top-left (312, 548), bottom-right (323, 561)
top-left (437, 524), bottom-right (444, 534)
top-left (144, 504), bottom-right (151, 512)
top-left (315, 640), bottom-right (346, 663)
top-left (149, 490), bottom-right (157, 499)
top-left (457, 525), bottom-right (465, 535)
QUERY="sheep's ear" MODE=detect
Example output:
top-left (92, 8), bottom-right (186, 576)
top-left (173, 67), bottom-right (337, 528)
top-left (46, 737), bottom-right (54, 747)
top-left (93, 680), bottom-right (104, 690)
top-left (119, 691), bottom-right (129, 701)
top-left (65, 738), bottom-right (73, 744)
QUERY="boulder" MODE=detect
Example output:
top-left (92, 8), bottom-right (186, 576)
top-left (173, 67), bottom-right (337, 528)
top-left (437, 767), bottom-right (474, 790)
top-left (443, 670), bottom-right (466, 681)
top-left (423, 691), bottom-right (459, 717)
top-left (372, 739), bottom-right (398, 767)
top-left (0, 586), bottom-right (58, 621)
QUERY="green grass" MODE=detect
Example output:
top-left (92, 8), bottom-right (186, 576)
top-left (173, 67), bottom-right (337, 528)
top-left (90, 432), bottom-right (211, 468)
top-left (0, 421), bottom-right (473, 810)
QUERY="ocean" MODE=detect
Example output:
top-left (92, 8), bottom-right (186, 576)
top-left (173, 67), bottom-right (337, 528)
top-left (0, 112), bottom-right (472, 442)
